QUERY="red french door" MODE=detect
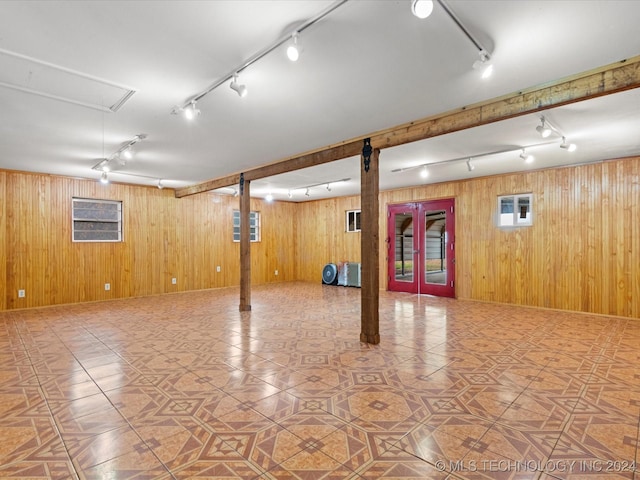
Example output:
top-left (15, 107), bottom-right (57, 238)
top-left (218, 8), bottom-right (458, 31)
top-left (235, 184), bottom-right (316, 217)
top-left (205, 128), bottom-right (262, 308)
top-left (387, 199), bottom-right (455, 297)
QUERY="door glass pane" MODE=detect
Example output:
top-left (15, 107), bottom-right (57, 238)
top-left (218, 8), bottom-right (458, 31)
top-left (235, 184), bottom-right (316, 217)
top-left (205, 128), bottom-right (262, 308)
top-left (394, 213), bottom-right (413, 282)
top-left (425, 210), bottom-right (446, 285)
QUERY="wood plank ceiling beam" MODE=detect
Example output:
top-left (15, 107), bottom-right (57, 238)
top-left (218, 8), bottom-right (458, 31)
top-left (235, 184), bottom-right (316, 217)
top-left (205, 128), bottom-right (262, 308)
top-left (175, 55), bottom-right (640, 199)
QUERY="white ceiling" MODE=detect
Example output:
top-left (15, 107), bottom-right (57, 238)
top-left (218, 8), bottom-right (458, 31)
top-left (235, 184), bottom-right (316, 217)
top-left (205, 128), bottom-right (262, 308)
top-left (1, 0), bottom-right (639, 202)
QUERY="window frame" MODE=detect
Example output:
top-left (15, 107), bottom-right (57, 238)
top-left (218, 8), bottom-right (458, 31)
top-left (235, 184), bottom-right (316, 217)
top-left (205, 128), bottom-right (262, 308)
top-left (497, 193), bottom-right (533, 227)
top-left (233, 210), bottom-right (261, 242)
top-left (346, 209), bottom-right (361, 233)
top-left (72, 197), bottom-right (123, 242)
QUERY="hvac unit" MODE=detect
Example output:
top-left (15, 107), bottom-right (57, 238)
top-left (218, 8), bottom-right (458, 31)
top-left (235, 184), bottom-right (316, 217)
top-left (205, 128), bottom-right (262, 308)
top-left (337, 262), bottom-right (361, 287)
top-left (322, 263), bottom-right (338, 285)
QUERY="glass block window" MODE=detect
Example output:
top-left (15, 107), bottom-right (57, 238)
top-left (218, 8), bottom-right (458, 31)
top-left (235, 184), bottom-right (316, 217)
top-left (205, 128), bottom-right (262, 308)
top-left (72, 198), bottom-right (122, 242)
top-left (233, 210), bottom-right (260, 242)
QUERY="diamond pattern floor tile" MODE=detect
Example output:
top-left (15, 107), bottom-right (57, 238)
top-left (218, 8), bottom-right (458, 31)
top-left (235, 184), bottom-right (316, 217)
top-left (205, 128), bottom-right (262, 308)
top-left (0, 282), bottom-right (639, 479)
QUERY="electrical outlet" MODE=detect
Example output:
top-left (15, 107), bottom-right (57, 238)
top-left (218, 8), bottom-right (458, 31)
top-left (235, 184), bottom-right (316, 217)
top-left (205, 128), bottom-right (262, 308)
top-left (18, 289), bottom-right (25, 298)
top-left (171, 278), bottom-right (177, 285)
top-left (104, 283), bottom-right (110, 291)
top-left (275, 269), bottom-right (278, 276)
top-left (216, 266), bottom-right (221, 272)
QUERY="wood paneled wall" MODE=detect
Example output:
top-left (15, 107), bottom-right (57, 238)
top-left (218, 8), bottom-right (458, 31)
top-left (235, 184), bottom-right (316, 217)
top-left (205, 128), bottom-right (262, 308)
top-left (296, 157), bottom-right (640, 319)
top-left (1, 171), bottom-right (296, 310)
top-left (2, 156), bottom-right (639, 318)
top-left (295, 196), bottom-right (362, 282)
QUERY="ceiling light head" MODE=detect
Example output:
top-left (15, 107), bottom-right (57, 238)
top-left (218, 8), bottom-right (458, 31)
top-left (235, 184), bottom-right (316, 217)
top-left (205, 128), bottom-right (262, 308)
top-left (411, 0), bottom-right (434, 19)
top-left (122, 147), bottom-right (132, 160)
top-left (286, 32), bottom-right (301, 62)
top-left (466, 158), bottom-right (475, 172)
top-left (287, 190), bottom-right (292, 199)
top-left (420, 165), bottom-right (429, 178)
top-left (536, 117), bottom-right (552, 138)
top-left (114, 153), bottom-right (127, 167)
top-left (184, 101), bottom-right (200, 120)
top-left (520, 149), bottom-right (534, 164)
top-left (230, 74), bottom-right (248, 98)
top-left (265, 193), bottom-right (274, 202)
top-left (472, 50), bottom-right (493, 79)
top-left (326, 183), bottom-right (331, 191)
top-left (560, 137), bottom-right (577, 152)
top-left (100, 171), bottom-right (109, 184)
top-left (157, 179), bottom-right (164, 190)
top-left (305, 188), bottom-right (310, 197)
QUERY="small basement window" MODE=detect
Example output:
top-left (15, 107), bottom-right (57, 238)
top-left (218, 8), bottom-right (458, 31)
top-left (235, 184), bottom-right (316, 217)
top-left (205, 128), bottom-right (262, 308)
top-left (72, 198), bottom-right (122, 242)
top-left (498, 193), bottom-right (533, 227)
top-left (346, 210), bottom-right (361, 232)
top-left (233, 210), bottom-right (260, 242)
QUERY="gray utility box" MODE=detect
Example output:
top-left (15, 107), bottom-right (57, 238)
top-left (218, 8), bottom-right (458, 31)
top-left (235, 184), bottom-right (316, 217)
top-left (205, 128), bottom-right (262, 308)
top-left (337, 262), bottom-right (361, 287)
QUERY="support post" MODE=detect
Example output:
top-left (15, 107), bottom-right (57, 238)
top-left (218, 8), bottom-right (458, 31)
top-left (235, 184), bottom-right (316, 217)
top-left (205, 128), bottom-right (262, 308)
top-left (360, 140), bottom-right (380, 344)
top-left (239, 174), bottom-right (251, 311)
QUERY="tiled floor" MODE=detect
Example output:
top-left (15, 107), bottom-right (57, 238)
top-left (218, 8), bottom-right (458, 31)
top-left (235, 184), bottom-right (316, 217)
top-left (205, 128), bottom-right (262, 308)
top-left (1, 282), bottom-right (639, 479)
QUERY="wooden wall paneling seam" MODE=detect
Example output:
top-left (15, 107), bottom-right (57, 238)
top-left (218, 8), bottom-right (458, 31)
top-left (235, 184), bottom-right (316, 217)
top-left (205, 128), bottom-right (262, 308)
top-left (175, 56), bottom-right (640, 199)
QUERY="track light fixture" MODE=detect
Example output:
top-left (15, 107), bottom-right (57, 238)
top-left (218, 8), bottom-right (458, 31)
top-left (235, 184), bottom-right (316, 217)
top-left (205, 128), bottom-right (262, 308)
top-left (171, 2), bottom-right (347, 118)
top-left (326, 183), bottom-right (331, 191)
top-left (392, 142), bottom-right (556, 175)
top-left (520, 149), bottom-right (534, 164)
top-left (305, 188), bottom-right (310, 197)
top-left (287, 32), bottom-right (301, 61)
top-left (536, 117), bottom-right (552, 138)
top-left (437, 0), bottom-right (494, 78)
top-left (92, 134), bottom-right (147, 175)
top-left (157, 179), bottom-right (164, 190)
top-left (420, 165), bottom-right (429, 178)
top-left (265, 193), bottom-right (274, 202)
top-left (472, 50), bottom-right (493, 79)
top-left (230, 74), bottom-right (248, 98)
top-left (411, 0), bottom-right (434, 19)
top-left (100, 171), bottom-right (109, 184)
top-left (287, 190), bottom-right (293, 199)
top-left (184, 101), bottom-right (200, 120)
top-left (560, 136), bottom-right (577, 152)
